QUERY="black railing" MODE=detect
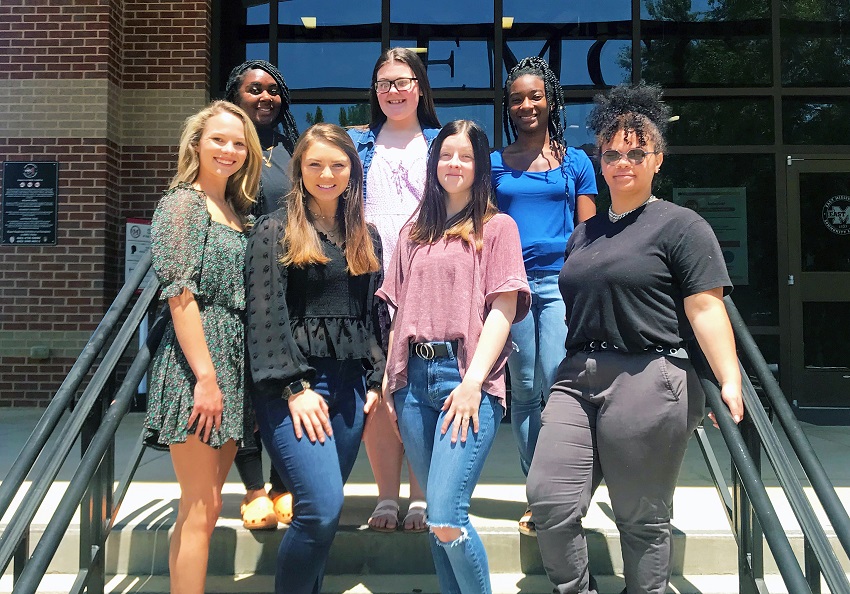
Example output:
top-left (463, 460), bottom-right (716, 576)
top-left (0, 251), bottom-right (161, 594)
top-left (2, 260), bottom-right (849, 593)
top-left (692, 296), bottom-right (850, 594)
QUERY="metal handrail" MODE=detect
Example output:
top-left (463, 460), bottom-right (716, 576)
top-left (691, 296), bottom-right (850, 594)
top-left (0, 251), bottom-right (154, 523)
top-left (724, 297), bottom-right (850, 556)
top-left (0, 252), bottom-right (161, 594)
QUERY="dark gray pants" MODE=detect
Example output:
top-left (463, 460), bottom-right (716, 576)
top-left (527, 352), bottom-right (705, 594)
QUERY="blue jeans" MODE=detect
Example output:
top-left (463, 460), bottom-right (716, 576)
top-left (507, 269), bottom-right (567, 476)
top-left (252, 357), bottom-right (366, 594)
top-left (393, 353), bottom-right (503, 594)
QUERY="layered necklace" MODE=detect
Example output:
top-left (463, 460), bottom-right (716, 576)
top-left (608, 195), bottom-right (658, 223)
top-left (308, 208), bottom-right (344, 247)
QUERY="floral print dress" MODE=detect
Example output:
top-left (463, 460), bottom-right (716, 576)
top-left (144, 183), bottom-right (253, 450)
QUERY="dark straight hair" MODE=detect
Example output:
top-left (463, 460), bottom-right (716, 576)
top-left (368, 47), bottom-right (441, 130)
top-left (409, 120), bottom-right (497, 251)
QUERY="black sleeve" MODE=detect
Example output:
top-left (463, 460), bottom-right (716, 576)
top-left (364, 224), bottom-right (387, 389)
top-left (669, 218), bottom-right (733, 298)
top-left (245, 213), bottom-right (315, 394)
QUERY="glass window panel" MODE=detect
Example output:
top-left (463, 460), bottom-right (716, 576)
top-left (389, 40), bottom-right (492, 89)
top-left (503, 41), bottom-right (549, 80)
top-left (564, 103), bottom-right (596, 149)
top-left (291, 103), bottom-right (371, 129)
top-left (246, 43), bottom-right (269, 62)
top-left (783, 98), bottom-right (850, 145)
top-left (247, 2), bottom-right (269, 25)
top-left (781, 1), bottom-right (849, 20)
top-left (505, 0), bottom-right (630, 23)
top-left (642, 0), bottom-right (769, 21)
top-left (641, 37), bottom-right (771, 87)
top-left (803, 303), bottom-right (850, 369)
top-left (426, 41), bottom-right (492, 89)
top-left (391, 0), bottom-right (491, 24)
top-left (780, 17), bottom-right (850, 86)
top-left (435, 104), bottom-right (495, 144)
top-left (799, 172), bottom-right (850, 272)
top-left (279, 42), bottom-right (381, 88)
top-left (278, 0), bottom-right (380, 25)
top-left (665, 98), bottom-right (774, 146)
top-left (661, 154), bottom-right (778, 325)
top-left (561, 39), bottom-right (631, 87)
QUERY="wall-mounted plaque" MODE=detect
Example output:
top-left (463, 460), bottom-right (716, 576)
top-left (2, 161), bottom-right (59, 245)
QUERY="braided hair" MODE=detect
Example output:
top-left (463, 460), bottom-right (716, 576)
top-left (587, 83), bottom-right (670, 152)
top-left (503, 56), bottom-right (566, 153)
top-left (224, 59), bottom-right (299, 156)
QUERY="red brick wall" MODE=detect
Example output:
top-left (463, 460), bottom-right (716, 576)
top-left (0, 0), bottom-right (211, 407)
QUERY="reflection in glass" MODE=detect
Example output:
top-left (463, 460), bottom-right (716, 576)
top-left (277, 0), bottom-right (380, 25)
top-left (563, 103), bottom-right (596, 149)
top-left (426, 41), bottom-right (492, 89)
top-left (391, 0), bottom-right (491, 24)
top-left (247, 3), bottom-right (270, 25)
top-left (803, 303), bottom-right (850, 369)
top-left (657, 154), bottom-right (777, 325)
top-left (435, 104), bottom-right (495, 144)
top-left (506, 0), bottom-right (630, 23)
top-left (799, 172), bottom-right (850, 272)
top-left (783, 99), bottom-right (850, 145)
top-left (562, 40), bottom-right (631, 87)
top-left (279, 42), bottom-right (381, 88)
top-left (642, 0), bottom-right (769, 21)
top-left (291, 104), bottom-right (371, 129)
top-left (781, 10), bottom-right (850, 87)
top-left (665, 98), bottom-right (773, 146)
top-left (641, 37), bottom-right (771, 86)
top-left (246, 43), bottom-right (269, 62)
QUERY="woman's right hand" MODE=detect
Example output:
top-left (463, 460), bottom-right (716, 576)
top-left (380, 373), bottom-right (403, 442)
top-left (188, 375), bottom-right (224, 443)
top-left (288, 389), bottom-right (333, 443)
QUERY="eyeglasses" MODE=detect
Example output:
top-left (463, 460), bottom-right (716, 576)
top-left (374, 77), bottom-right (418, 93)
top-left (601, 148), bottom-right (659, 165)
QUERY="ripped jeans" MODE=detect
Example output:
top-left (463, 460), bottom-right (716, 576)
top-left (393, 353), bottom-right (502, 594)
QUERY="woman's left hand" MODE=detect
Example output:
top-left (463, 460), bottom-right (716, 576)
top-left (441, 378), bottom-right (482, 443)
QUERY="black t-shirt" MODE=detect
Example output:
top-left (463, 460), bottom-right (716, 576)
top-left (560, 200), bottom-right (732, 352)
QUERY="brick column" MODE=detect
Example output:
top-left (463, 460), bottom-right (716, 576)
top-left (0, 0), bottom-right (211, 406)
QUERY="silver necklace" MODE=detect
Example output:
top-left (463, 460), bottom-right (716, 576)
top-left (608, 195), bottom-right (658, 223)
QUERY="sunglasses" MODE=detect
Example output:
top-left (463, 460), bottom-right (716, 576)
top-left (374, 77), bottom-right (418, 94)
top-left (601, 148), bottom-right (659, 165)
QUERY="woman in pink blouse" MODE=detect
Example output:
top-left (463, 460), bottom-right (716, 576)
top-left (377, 120), bottom-right (530, 594)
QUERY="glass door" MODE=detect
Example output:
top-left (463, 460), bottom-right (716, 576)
top-left (786, 158), bottom-right (850, 407)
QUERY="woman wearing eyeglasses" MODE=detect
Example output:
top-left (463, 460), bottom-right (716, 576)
top-left (527, 83), bottom-right (744, 594)
top-left (491, 56), bottom-right (597, 536)
top-left (348, 47), bottom-right (441, 534)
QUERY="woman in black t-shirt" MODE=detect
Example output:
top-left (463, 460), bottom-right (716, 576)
top-left (527, 84), bottom-right (744, 594)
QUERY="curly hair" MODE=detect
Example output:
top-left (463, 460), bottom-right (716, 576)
top-left (224, 59), bottom-right (299, 156)
top-left (587, 83), bottom-right (671, 152)
top-left (503, 56), bottom-right (566, 153)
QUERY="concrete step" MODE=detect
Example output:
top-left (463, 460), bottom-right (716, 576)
top-left (0, 573), bottom-right (841, 594)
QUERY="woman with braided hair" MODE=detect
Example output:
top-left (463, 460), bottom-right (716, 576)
top-left (225, 59), bottom-right (300, 530)
top-left (491, 56), bottom-right (597, 535)
top-left (527, 83), bottom-right (743, 594)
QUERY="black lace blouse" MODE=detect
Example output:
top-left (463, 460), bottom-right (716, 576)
top-left (245, 208), bottom-right (386, 396)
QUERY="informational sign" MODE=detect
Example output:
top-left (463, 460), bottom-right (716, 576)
top-left (672, 187), bottom-right (749, 285)
top-left (2, 161), bottom-right (59, 245)
top-left (125, 218), bottom-right (155, 289)
top-left (822, 194), bottom-right (850, 236)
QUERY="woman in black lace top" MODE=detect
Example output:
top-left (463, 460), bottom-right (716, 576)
top-left (245, 123), bottom-right (385, 594)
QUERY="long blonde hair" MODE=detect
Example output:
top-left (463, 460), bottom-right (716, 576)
top-left (170, 100), bottom-right (262, 220)
top-left (281, 123), bottom-right (380, 276)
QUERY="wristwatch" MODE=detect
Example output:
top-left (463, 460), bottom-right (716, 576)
top-left (281, 378), bottom-right (310, 400)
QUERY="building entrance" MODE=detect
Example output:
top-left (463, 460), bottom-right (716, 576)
top-left (785, 157), bottom-right (850, 408)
